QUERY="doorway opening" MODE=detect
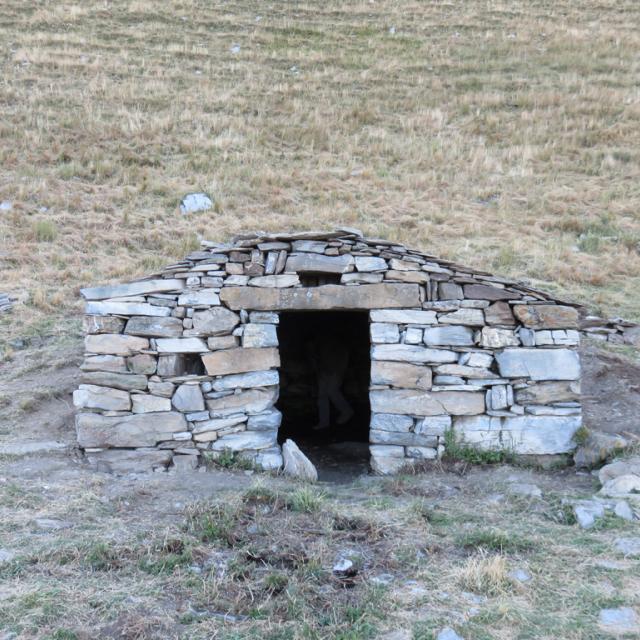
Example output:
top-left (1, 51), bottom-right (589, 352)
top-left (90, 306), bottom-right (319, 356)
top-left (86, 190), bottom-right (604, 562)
top-left (276, 311), bottom-right (371, 480)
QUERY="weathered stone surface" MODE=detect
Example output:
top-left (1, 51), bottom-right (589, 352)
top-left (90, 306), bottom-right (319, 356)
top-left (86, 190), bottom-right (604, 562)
top-left (81, 371), bottom-right (147, 391)
top-left (283, 439), bottom-right (318, 481)
top-left (132, 394), bottom-right (172, 413)
top-left (249, 311), bottom-right (279, 324)
top-left (220, 284), bottom-right (421, 311)
top-left (480, 327), bottom-right (519, 348)
top-left (88, 448), bottom-right (172, 474)
top-left (459, 352), bottom-right (494, 368)
top-left (385, 270), bottom-right (430, 284)
top-left (438, 309), bottom-right (484, 326)
top-left (406, 446), bottom-right (438, 459)
top-left (415, 415), bottom-right (451, 436)
top-left (389, 258), bottom-right (419, 271)
top-left (81, 279), bottom-right (184, 300)
top-left (192, 415), bottom-right (247, 435)
top-left (177, 289), bottom-right (220, 306)
top-left (371, 429), bottom-right (437, 447)
top-left (202, 347), bottom-right (279, 376)
top-left (156, 337), bottom-right (208, 353)
top-left (496, 348), bottom-right (580, 381)
top-left (614, 537), bottom-right (640, 556)
top-left (371, 389), bottom-right (484, 416)
top-left (370, 323), bottom-right (400, 344)
top-left (372, 344), bottom-right (457, 364)
top-left (513, 304), bottom-right (579, 329)
top-left (83, 315), bottom-right (126, 334)
top-left (599, 456), bottom-right (640, 485)
top-left (127, 353), bottom-right (157, 375)
top-left (438, 282), bottom-right (463, 300)
top-left (80, 355), bottom-right (128, 374)
top-left (86, 301), bottom-right (172, 317)
top-left (370, 309), bottom-right (437, 324)
top-left (85, 334), bottom-right (149, 356)
top-left (404, 327), bottom-right (423, 343)
top-left (73, 385), bottom-right (131, 411)
top-left (248, 274), bottom-right (300, 288)
top-left (463, 284), bottom-right (516, 300)
top-left (355, 257), bottom-right (388, 272)
top-left (206, 387), bottom-right (278, 417)
top-left (573, 432), bottom-right (628, 468)
top-left (255, 447), bottom-right (284, 470)
top-left (370, 413), bottom-right (414, 432)
top-left (598, 608), bottom-right (640, 635)
top-left (435, 365), bottom-right (494, 379)
top-left (247, 408), bottom-right (282, 431)
top-left (285, 253), bottom-right (354, 273)
top-left (76, 411), bottom-right (187, 448)
top-left (242, 323), bottom-right (278, 348)
top-left (148, 380), bottom-right (175, 397)
top-left (370, 446), bottom-right (409, 475)
top-left (423, 326), bottom-right (475, 346)
top-left (172, 455), bottom-right (199, 471)
top-left (212, 370), bottom-right (279, 391)
top-left (172, 383), bottom-right (205, 412)
top-left (124, 316), bottom-right (183, 338)
top-left (484, 301), bottom-right (515, 325)
top-left (341, 273), bottom-right (384, 284)
top-left (371, 361), bottom-right (432, 389)
top-left (207, 335), bottom-right (238, 350)
top-left (574, 501), bottom-right (605, 529)
top-left (515, 381), bottom-right (580, 405)
top-left (211, 430), bottom-right (277, 451)
top-left (291, 240), bottom-right (327, 253)
top-left (599, 475), bottom-right (640, 498)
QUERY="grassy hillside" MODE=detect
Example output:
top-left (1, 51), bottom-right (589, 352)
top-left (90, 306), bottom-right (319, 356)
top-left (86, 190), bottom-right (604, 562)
top-left (1, 0), bottom-right (640, 349)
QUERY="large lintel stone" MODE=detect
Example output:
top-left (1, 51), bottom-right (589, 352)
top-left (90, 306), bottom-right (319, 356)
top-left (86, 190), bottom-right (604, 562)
top-left (496, 348), bottom-right (580, 381)
top-left (81, 279), bottom-right (184, 301)
top-left (220, 284), bottom-right (421, 311)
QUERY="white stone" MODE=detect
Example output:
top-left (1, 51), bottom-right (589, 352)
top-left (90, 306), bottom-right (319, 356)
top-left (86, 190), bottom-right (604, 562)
top-left (599, 475), bottom-right (640, 498)
top-left (370, 444), bottom-right (405, 458)
top-left (496, 348), bottom-right (580, 381)
top-left (180, 192), bottom-right (213, 213)
top-left (178, 289), bottom-right (221, 306)
top-left (211, 430), bottom-right (277, 451)
top-left (81, 279), bottom-right (184, 300)
top-left (282, 439), bottom-right (318, 481)
top-left (370, 309), bottom-right (437, 324)
top-left (370, 323), bottom-right (400, 343)
top-left (291, 240), bottom-right (327, 253)
top-left (249, 274), bottom-right (300, 288)
top-left (207, 387), bottom-right (278, 417)
top-left (255, 447), bottom-right (283, 470)
top-left (172, 383), bottom-right (205, 412)
top-left (406, 446), bottom-right (438, 459)
top-left (249, 312), bottom-right (279, 324)
top-left (242, 324), bottom-right (278, 348)
top-left (285, 253), bottom-right (354, 273)
top-left (598, 608), bottom-right (640, 635)
top-left (534, 330), bottom-right (554, 346)
top-left (371, 344), bottom-right (457, 364)
top-left (73, 385), bottom-right (130, 411)
top-left (355, 257), bottom-right (388, 272)
top-left (156, 337), bottom-right (208, 353)
top-left (436, 627), bottom-right (464, 640)
top-left (247, 408), bottom-right (282, 431)
top-left (501, 415), bottom-right (581, 453)
top-left (480, 327), bottom-right (519, 348)
top-left (132, 394), bottom-right (171, 413)
top-left (370, 413), bottom-right (414, 432)
top-left (435, 364), bottom-right (494, 379)
top-left (86, 301), bottom-right (172, 317)
top-left (614, 501), bottom-right (636, 521)
top-left (371, 389), bottom-right (485, 416)
top-left (404, 327), bottom-right (423, 344)
top-left (423, 326), bottom-right (475, 346)
top-left (192, 415), bottom-right (247, 435)
top-left (192, 307), bottom-right (240, 335)
top-left (487, 385), bottom-right (509, 411)
top-left (574, 502), bottom-right (605, 529)
top-left (459, 352), bottom-right (493, 368)
top-left (438, 308), bottom-right (484, 326)
top-left (414, 415), bottom-right (451, 436)
top-left (614, 537), bottom-right (640, 557)
top-left (341, 272), bottom-right (384, 285)
top-left (212, 370), bottom-right (279, 391)
top-left (552, 329), bottom-right (580, 345)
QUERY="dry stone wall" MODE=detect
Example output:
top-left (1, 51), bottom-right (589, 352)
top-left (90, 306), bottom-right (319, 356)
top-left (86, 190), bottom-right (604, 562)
top-left (76, 228), bottom-right (583, 475)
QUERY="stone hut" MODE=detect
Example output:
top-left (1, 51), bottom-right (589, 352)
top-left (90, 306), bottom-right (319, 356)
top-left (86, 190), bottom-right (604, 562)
top-left (75, 228), bottom-right (582, 475)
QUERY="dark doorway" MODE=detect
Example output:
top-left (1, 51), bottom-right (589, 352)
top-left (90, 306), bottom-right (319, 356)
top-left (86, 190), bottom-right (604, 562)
top-left (276, 311), bottom-right (371, 480)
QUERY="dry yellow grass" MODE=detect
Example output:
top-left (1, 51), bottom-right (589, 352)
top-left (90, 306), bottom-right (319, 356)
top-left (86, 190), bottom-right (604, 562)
top-left (1, 0), bottom-right (640, 346)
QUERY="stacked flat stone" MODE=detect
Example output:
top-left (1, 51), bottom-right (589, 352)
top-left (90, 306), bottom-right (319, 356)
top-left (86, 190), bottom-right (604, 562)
top-left (580, 316), bottom-right (640, 347)
top-left (75, 228), bottom-right (583, 475)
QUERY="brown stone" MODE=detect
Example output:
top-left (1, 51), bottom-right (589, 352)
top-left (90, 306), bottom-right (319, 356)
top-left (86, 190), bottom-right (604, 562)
top-left (513, 304), bottom-right (579, 329)
top-left (206, 387), bottom-right (278, 416)
top-left (201, 347), bottom-right (280, 376)
top-left (370, 361), bottom-right (432, 390)
top-left (515, 381), bottom-right (581, 405)
top-left (220, 284), bottom-right (421, 311)
top-left (463, 284), bottom-right (518, 300)
top-left (80, 355), bottom-right (128, 373)
top-left (83, 315), bottom-right (125, 334)
top-left (85, 334), bottom-right (149, 356)
top-left (127, 354), bottom-right (157, 375)
top-left (485, 301), bottom-right (515, 325)
top-left (80, 371), bottom-right (148, 391)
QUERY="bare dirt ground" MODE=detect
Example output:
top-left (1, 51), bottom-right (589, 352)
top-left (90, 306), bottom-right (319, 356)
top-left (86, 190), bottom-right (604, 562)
top-left (0, 333), bottom-right (638, 639)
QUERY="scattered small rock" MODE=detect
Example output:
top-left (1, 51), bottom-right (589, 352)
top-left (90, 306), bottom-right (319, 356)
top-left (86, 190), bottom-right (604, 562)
top-left (599, 474), bottom-right (640, 499)
top-left (436, 627), bottom-right (464, 640)
top-left (461, 591), bottom-right (486, 604)
top-left (508, 483), bottom-right (542, 498)
top-left (34, 518), bottom-right (72, 531)
top-left (0, 201), bottom-right (12, 211)
top-left (230, 44), bottom-right (241, 54)
top-left (0, 549), bottom-right (16, 564)
top-left (594, 559), bottom-right (626, 570)
top-left (179, 192), bottom-right (213, 214)
top-left (598, 456), bottom-right (640, 485)
top-left (574, 501), bottom-right (605, 529)
top-left (598, 607), bottom-right (640, 634)
top-left (614, 500), bottom-right (636, 521)
top-left (508, 568), bottom-right (532, 583)
top-left (573, 431), bottom-right (628, 469)
top-left (332, 558), bottom-right (356, 578)
top-left (614, 537), bottom-right (640, 557)
top-left (370, 573), bottom-right (394, 585)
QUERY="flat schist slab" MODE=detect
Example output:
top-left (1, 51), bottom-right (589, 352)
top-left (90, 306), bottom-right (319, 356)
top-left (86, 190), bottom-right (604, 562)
top-left (496, 348), bottom-right (580, 381)
top-left (370, 389), bottom-right (485, 416)
top-left (220, 283), bottom-right (421, 311)
top-left (81, 279), bottom-right (185, 300)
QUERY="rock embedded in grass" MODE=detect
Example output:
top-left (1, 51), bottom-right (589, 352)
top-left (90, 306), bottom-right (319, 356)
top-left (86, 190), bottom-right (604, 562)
top-left (179, 193), bottom-right (213, 214)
